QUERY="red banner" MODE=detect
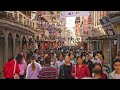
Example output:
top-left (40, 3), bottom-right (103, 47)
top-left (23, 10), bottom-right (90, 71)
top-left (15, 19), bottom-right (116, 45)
top-left (75, 23), bottom-right (80, 34)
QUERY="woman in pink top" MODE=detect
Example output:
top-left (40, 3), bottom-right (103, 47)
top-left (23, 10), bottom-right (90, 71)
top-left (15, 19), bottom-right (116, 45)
top-left (16, 53), bottom-right (27, 79)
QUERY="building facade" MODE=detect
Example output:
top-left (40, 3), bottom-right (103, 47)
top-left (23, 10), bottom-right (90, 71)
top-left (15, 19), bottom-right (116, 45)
top-left (0, 11), bottom-right (38, 78)
top-left (88, 11), bottom-right (117, 62)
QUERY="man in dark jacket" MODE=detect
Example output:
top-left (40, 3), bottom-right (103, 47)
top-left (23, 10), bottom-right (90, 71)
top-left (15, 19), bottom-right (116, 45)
top-left (58, 55), bottom-right (73, 79)
top-left (83, 54), bottom-right (94, 77)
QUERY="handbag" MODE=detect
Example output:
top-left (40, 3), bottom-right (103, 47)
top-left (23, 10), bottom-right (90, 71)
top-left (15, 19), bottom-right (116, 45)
top-left (75, 65), bottom-right (76, 77)
top-left (13, 60), bottom-right (20, 79)
top-left (74, 64), bottom-right (79, 79)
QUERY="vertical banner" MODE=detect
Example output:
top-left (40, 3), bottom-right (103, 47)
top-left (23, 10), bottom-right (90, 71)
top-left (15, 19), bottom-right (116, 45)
top-left (80, 20), bottom-right (83, 36)
top-left (75, 17), bottom-right (81, 38)
top-left (83, 16), bottom-right (88, 37)
top-left (88, 15), bottom-right (92, 24)
top-left (75, 23), bottom-right (80, 37)
top-left (88, 15), bottom-right (93, 36)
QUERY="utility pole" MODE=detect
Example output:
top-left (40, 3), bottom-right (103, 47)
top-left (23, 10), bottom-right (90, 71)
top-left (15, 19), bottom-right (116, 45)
top-left (117, 34), bottom-right (120, 52)
top-left (42, 28), bottom-right (45, 57)
top-left (109, 36), bottom-right (112, 72)
top-left (91, 26), bottom-right (94, 51)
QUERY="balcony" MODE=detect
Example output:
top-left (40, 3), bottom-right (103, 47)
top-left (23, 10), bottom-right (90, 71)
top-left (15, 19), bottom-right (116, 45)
top-left (109, 11), bottom-right (120, 24)
top-left (0, 11), bottom-right (41, 33)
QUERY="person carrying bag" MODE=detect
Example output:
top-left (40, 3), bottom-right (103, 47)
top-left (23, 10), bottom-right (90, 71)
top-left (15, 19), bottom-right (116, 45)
top-left (13, 60), bottom-right (20, 79)
top-left (4, 57), bottom-right (20, 79)
top-left (71, 56), bottom-right (90, 79)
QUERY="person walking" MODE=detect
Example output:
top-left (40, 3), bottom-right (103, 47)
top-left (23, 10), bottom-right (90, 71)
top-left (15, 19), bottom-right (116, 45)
top-left (4, 57), bottom-right (20, 79)
top-left (96, 51), bottom-right (104, 63)
top-left (59, 54), bottom-right (73, 79)
top-left (71, 56), bottom-right (90, 79)
top-left (55, 53), bottom-right (65, 74)
top-left (25, 55), bottom-right (42, 79)
top-left (16, 53), bottom-right (27, 79)
top-left (83, 53), bottom-right (94, 77)
top-left (91, 54), bottom-right (102, 65)
top-left (109, 58), bottom-right (120, 79)
top-left (92, 63), bottom-right (107, 79)
top-left (70, 53), bottom-right (76, 65)
top-left (37, 55), bottom-right (58, 79)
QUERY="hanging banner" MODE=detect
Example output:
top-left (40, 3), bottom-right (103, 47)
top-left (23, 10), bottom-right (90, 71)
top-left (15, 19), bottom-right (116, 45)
top-left (88, 15), bottom-right (92, 24)
top-left (100, 16), bottom-right (115, 37)
top-left (83, 16), bottom-right (89, 37)
top-left (88, 15), bottom-right (93, 31)
top-left (60, 11), bottom-right (90, 18)
top-left (75, 23), bottom-right (80, 37)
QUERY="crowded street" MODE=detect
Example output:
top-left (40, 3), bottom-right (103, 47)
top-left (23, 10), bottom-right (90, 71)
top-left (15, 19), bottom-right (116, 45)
top-left (0, 11), bottom-right (120, 79)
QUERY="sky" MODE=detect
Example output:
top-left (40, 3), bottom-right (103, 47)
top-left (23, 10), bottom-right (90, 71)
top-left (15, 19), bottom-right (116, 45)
top-left (64, 11), bottom-right (90, 32)
top-left (66, 17), bottom-right (76, 32)
top-left (66, 17), bottom-right (76, 38)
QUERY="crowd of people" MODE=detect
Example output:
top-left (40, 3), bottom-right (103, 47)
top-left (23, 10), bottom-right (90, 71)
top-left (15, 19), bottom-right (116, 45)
top-left (3, 46), bottom-right (120, 79)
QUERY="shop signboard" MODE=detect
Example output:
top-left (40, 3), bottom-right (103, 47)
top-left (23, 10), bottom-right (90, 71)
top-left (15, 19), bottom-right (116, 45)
top-left (100, 16), bottom-right (115, 37)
